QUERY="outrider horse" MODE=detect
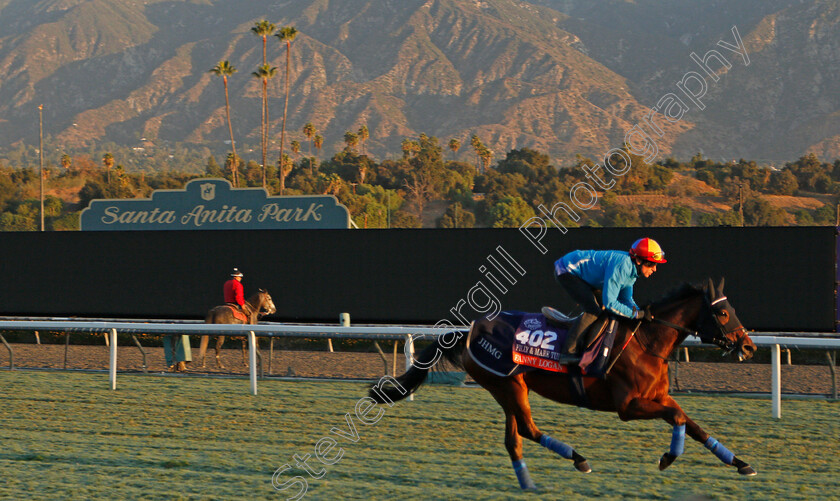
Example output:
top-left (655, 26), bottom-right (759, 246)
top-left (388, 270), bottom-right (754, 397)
top-left (370, 278), bottom-right (758, 489)
top-left (199, 289), bottom-right (276, 368)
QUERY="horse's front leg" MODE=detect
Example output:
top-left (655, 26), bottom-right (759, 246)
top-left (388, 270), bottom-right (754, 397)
top-left (671, 398), bottom-right (756, 476)
top-left (618, 396), bottom-right (756, 475)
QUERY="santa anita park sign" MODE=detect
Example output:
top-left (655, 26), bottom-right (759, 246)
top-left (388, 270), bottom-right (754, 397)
top-left (80, 179), bottom-right (350, 230)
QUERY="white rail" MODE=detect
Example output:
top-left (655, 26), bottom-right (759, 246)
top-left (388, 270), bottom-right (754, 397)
top-left (0, 320), bottom-right (837, 418)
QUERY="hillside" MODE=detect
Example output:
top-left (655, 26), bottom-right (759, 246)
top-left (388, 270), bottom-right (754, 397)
top-left (1, 0), bottom-right (839, 164)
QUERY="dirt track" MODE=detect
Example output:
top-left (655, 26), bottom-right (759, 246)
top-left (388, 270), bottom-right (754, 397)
top-left (1, 342), bottom-right (836, 396)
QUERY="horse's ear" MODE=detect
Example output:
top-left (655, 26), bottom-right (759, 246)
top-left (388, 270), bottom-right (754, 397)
top-left (259, 288), bottom-right (266, 293)
top-left (706, 278), bottom-right (716, 300)
top-left (717, 277), bottom-right (725, 295)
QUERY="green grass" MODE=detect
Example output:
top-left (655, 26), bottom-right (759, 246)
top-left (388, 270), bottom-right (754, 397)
top-left (0, 371), bottom-right (837, 500)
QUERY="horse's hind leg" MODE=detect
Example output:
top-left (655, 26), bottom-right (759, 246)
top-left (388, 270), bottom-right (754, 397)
top-left (240, 338), bottom-right (249, 367)
top-left (198, 335), bottom-right (209, 368)
top-left (499, 376), bottom-right (591, 474)
top-left (468, 361), bottom-right (588, 490)
top-left (502, 411), bottom-right (536, 490)
top-left (215, 336), bottom-right (226, 369)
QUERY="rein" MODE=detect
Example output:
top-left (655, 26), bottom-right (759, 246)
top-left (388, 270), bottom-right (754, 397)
top-left (653, 317), bottom-right (698, 337)
top-left (632, 317), bottom-right (697, 362)
top-left (633, 323), bottom-right (671, 361)
top-left (604, 317), bottom-right (678, 375)
top-left (242, 293), bottom-right (269, 321)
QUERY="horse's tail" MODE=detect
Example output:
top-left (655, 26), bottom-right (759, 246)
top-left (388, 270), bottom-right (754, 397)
top-left (369, 327), bottom-right (469, 404)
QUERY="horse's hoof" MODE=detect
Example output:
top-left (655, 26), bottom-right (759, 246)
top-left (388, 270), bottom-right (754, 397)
top-left (574, 459), bottom-right (591, 473)
top-left (658, 453), bottom-right (676, 471)
top-left (738, 465), bottom-right (757, 476)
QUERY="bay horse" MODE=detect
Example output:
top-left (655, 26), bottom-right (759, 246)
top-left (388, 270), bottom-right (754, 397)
top-left (370, 278), bottom-right (758, 489)
top-left (199, 289), bottom-right (276, 368)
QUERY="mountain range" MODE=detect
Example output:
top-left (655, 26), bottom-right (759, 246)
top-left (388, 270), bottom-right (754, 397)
top-left (1, 0), bottom-right (838, 165)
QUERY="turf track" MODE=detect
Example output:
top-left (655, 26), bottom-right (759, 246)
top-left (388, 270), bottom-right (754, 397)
top-left (0, 371), bottom-right (837, 500)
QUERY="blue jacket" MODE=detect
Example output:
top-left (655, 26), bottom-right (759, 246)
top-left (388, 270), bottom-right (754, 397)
top-left (555, 249), bottom-right (639, 318)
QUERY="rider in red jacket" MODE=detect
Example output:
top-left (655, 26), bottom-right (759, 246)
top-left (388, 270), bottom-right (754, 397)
top-left (224, 268), bottom-right (245, 312)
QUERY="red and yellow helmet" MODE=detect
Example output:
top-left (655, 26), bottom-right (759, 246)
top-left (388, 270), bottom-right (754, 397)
top-left (630, 238), bottom-right (667, 263)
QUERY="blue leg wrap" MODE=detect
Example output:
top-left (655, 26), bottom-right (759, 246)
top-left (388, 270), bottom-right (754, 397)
top-left (670, 424), bottom-right (686, 457)
top-left (539, 434), bottom-right (574, 459)
top-left (512, 459), bottom-right (536, 489)
top-left (705, 437), bottom-right (735, 465)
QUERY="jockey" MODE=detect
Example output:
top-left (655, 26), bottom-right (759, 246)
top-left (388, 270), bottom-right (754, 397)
top-left (224, 268), bottom-right (246, 313)
top-left (550, 238), bottom-right (666, 363)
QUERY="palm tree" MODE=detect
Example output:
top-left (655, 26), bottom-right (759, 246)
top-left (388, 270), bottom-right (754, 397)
top-left (251, 20), bottom-right (276, 65)
top-left (60, 154), bottom-right (72, 171)
top-left (302, 122), bottom-right (316, 156)
top-left (470, 134), bottom-right (484, 171)
top-left (448, 138), bottom-right (461, 159)
top-left (479, 146), bottom-right (494, 173)
top-left (313, 133), bottom-right (323, 172)
top-left (252, 63), bottom-right (277, 187)
top-left (252, 20), bottom-right (276, 187)
top-left (344, 131), bottom-right (359, 152)
top-left (358, 124), bottom-right (369, 156)
top-left (102, 153), bottom-right (114, 184)
top-left (275, 26), bottom-right (298, 195)
top-left (302, 122), bottom-right (316, 174)
top-left (290, 140), bottom-right (301, 158)
top-left (278, 153), bottom-right (293, 189)
top-left (225, 153), bottom-right (240, 185)
top-left (209, 61), bottom-right (239, 186)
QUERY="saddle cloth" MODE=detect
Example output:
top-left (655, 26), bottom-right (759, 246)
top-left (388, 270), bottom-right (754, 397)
top-left (511, 313), bottom-right (567, 372)
top-left (225, 304), bottom-right (249, 323)
top-left (466, 311), bottom-right (617, 378)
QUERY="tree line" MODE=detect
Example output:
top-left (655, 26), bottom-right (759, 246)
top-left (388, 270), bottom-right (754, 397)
top-left (0, 125), bottom-right (838, 230)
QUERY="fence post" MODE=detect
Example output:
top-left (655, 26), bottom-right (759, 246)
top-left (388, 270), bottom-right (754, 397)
top-left (406, 333), bottom-right (414, 402)
top-left (109, 328), bottom-right (117, 391)
top-left (771, 344), bottom-right (781, 419)
top-left (335, 313), bottom-right (351, 353)
top-left (249, 331), bottom-right (257, 396)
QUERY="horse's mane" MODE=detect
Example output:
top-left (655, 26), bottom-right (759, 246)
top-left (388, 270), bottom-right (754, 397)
top-left (646, 281), bottom-right (705, 310)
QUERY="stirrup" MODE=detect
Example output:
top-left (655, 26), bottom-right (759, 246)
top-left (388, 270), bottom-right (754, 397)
top-left (541, 306), bottom-right (578, 326)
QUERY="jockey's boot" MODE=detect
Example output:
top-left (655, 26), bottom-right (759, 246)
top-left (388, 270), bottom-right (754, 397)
top-left (556, 312), bottom-right (598, 363)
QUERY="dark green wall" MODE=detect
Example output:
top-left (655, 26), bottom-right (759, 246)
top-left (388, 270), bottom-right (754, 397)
top-left (0, 226), bottom-right (835, 331)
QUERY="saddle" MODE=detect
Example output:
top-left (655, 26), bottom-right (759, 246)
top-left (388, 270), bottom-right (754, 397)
top-left (225, 303), bottom-right (250, 323)
top-left (542, 306), bottom-right (610, 351)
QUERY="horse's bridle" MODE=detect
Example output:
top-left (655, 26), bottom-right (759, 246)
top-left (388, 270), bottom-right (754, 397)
top-left (653, 294), bottom-right (744, 355)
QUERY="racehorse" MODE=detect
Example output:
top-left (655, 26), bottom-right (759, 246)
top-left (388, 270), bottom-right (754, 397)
top-left (370, 278), bottom-right (758, 489)
top-left (199, 289), bottom-right (276, 369)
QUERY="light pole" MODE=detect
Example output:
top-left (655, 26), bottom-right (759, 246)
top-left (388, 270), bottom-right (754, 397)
top-left (38, 104), bottom-right (44, 231)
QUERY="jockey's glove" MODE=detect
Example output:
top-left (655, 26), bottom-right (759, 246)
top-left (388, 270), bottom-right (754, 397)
top-left (635, 306), bottom-right (654, 322)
